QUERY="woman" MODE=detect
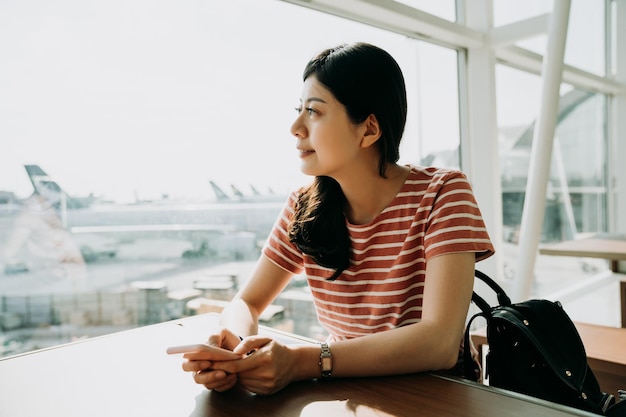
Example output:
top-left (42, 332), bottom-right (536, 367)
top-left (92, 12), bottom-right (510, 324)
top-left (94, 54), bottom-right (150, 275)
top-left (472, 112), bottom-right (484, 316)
top-left (180, 42), bottom-right (495, 395)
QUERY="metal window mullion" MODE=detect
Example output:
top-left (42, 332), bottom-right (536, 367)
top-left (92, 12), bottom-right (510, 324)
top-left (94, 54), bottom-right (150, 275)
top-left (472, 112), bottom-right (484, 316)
top-left (611, 0), bottom-right (626, 234)
top-left (459, 0), bottom-right (503, 281)
top-left (512, 0), bottom-right (572, 302)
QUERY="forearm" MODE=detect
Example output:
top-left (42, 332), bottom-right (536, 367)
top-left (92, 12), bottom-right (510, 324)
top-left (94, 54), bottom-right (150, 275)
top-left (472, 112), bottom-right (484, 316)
top-left (287, 321), bottom-right (462, 383)
top-left (219, 297), bottom-right (259, 337)
top-left (330, 321), bottom-right (461, 377)
top-left (218, 254), bottom-right (293, 338)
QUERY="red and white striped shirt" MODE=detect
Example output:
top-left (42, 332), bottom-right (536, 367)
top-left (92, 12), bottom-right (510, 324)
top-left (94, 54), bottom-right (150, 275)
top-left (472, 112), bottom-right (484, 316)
top-left (263, 165), bottom-right (495, 341)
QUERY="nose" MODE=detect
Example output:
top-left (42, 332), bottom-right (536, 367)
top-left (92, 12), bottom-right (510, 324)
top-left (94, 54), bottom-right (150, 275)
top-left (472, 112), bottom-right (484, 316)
top-left (290, 113), bottom-right (306, 139)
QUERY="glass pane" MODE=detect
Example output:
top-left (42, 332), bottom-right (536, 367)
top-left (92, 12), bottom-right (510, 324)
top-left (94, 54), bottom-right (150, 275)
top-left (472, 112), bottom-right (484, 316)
top-left (0, 0), bottom-right (460, 356)
top-left (552, 93), bottom-right (607, 234)
top-left (493, 0), bottom-right (553, 26)
top-left (493, 0), bottom-right (605, 76)
top-left (394, 0), bottom-right (456, 21)
top-left (496, 64), bottom-right (609, 295)
top-left (403, 45), bottom-right (461, 169)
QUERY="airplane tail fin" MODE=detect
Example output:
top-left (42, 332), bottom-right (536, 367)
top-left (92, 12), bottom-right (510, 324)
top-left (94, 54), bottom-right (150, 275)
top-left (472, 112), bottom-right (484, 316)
top-left (230, 184), bottom-right (244, 199)
top-left (24, 165), bottom-right (66, 201)
top-left (250, 184), bottom-right (262, 196)
top-left (24, 165), bottom-right (96, 209)
top-left (209, 181), bottom-right (231, 201)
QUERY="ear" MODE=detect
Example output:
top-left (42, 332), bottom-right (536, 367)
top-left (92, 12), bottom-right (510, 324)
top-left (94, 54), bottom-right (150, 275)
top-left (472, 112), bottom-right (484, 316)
top-left (360, 114), bottom-right (382, 148)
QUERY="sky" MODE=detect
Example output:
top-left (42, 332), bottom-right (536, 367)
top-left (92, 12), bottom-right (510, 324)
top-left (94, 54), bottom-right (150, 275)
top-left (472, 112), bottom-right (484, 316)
top-left (0, 0), bottom-right (469, 203)
top-left (0, 0), bottom-right (603, 203)
top-left (0, 1), bottom-right (391, 202)
top-left (1, 0), bottom-right (308, 202)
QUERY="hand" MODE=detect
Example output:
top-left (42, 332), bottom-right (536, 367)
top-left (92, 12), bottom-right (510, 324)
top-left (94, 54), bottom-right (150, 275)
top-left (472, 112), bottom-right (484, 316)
top-left (211, 335), bottom-right (297, 395)
top-left (181, 328), bottom-right (242, 392)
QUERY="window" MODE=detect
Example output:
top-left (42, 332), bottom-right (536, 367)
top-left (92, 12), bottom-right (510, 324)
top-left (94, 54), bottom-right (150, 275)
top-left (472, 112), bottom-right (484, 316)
top-left (494, 0), bottom-right (606, 75)
top-left (394, 0), bottom-right (456, 22)
top-left (0, 0), bottom-right (461, 356)
top-left (496, 64), bottom-right (609, 293)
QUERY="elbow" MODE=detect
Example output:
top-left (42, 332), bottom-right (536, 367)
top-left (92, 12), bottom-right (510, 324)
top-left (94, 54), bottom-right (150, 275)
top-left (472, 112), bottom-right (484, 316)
top-left (439, 346), bottom-right (461, 371)
top-left (406, 322), bottom-right (464, 372)
top-left (407, 339), bottom-right (460, 371)
top-left (429, 340), bottom-right (462, 372)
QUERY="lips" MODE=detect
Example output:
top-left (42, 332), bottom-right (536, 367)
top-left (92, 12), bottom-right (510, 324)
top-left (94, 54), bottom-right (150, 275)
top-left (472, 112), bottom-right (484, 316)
top-left (298, 148), bottom-right (315, 157)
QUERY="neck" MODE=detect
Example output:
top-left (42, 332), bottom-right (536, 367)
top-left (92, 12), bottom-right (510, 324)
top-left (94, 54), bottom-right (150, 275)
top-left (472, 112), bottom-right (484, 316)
top-left (340, 164), bottom-right (409, 225)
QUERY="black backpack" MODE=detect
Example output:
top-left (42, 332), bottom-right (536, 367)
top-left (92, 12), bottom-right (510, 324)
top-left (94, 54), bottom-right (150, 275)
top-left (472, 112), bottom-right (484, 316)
top-left (463, 270), bottom-right (625, 416)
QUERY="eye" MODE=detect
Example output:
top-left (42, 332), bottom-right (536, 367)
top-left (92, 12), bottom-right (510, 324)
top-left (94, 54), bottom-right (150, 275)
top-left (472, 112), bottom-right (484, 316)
top-left (294, 106), bottom-right (319, 117)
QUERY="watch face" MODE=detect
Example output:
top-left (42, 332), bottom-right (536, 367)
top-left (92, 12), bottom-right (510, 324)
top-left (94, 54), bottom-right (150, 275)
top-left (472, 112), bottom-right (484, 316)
top-left (321, 357), bottom-right (332, 371)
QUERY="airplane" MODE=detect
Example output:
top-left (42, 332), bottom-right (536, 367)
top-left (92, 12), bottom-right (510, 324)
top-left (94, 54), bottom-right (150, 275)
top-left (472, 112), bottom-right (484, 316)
top-left (209, 180), bottom-right (232, 202)
top-left (1, 165), bottom-right (288, 271)
top-left (209, 181), bottom-right (287, 203)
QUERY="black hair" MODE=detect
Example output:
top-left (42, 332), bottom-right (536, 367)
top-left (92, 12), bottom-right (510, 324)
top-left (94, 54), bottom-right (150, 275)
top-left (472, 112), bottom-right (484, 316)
top-left (288, 43), bottom-right (407, 280)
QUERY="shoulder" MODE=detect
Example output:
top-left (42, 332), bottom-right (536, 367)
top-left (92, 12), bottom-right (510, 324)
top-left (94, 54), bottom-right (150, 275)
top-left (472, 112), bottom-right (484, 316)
top-left (405, 165), bottom-right (471, 190)
top-left (407, 164), bottom-right (467, 179)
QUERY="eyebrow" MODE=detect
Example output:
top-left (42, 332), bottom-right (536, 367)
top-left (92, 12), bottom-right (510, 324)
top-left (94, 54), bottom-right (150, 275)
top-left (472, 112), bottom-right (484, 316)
top-left (301, 97), bottom-right (327, 105)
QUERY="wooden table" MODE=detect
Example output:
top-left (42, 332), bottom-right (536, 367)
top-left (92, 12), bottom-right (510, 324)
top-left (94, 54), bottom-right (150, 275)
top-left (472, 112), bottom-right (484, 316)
top-left (0, 313), bottom-right (601, 417)
top-left (539, 233), bottom-right (626, 273)
top-left (576, 322), bottom-right (626, 397)
top-left (539, 233), bottom-right (626, 327)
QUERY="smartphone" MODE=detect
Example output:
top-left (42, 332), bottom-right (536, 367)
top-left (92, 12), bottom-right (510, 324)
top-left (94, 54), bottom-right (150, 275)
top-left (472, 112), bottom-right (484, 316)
top-left (166, 344), bottom-right (242, 360)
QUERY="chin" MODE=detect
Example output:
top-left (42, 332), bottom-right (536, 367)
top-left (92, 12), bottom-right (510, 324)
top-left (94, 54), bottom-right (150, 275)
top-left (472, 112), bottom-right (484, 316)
top-left (299, 163), bottom-right (317, 177)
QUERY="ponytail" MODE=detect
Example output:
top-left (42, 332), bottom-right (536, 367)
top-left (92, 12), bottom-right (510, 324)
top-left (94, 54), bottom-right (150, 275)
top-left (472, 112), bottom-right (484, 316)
top-left (288, 176), bottom-right (350, 280)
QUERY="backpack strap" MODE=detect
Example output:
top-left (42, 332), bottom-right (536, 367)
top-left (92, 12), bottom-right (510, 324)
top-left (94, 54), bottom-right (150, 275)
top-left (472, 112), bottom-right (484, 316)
top-left (471, 291), bottom-right (492, 315)
top-left (463, 311), bottom-right (486, 381)
top-left (464, 270), bottom-right (511, 381)
top-left (474, 269), bottom-right (512, 307)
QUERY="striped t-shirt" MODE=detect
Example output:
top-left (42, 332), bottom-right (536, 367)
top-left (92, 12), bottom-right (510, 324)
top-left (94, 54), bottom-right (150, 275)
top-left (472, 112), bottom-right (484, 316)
top-left (263, 165), bottom-right (495, 341)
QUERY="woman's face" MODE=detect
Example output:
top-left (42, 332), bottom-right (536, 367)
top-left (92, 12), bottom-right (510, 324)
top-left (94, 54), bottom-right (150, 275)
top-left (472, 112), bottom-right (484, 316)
top-left (290, 75), bottom-right (365, 179)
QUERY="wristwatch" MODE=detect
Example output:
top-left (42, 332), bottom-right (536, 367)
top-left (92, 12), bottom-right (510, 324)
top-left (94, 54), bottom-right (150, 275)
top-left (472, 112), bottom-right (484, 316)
top-left (319, 342), bottom-right (333, 378)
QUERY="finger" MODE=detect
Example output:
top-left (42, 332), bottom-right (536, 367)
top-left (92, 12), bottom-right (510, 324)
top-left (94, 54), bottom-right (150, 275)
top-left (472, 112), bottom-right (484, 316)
top-left (209, 357), bottom-right (249, 375)
top-left (181, 359), bottom-right (212, 373)
top-left (212, 348), bottom-right (272, 376)
top-left (181, 350), bottom-right (241, 361)
top-left (194, 368), bottom-right (235, 388)
top-left (206, 333), bottom-right (221, 347)
top-left (233, 336), bottom-right (273, 355)
top-left (207, 374), bottom-right (238, 392)
top-left (207, 328), bottom-right (240, 350)
top-left (194, 368), bottom-right (226, 384)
